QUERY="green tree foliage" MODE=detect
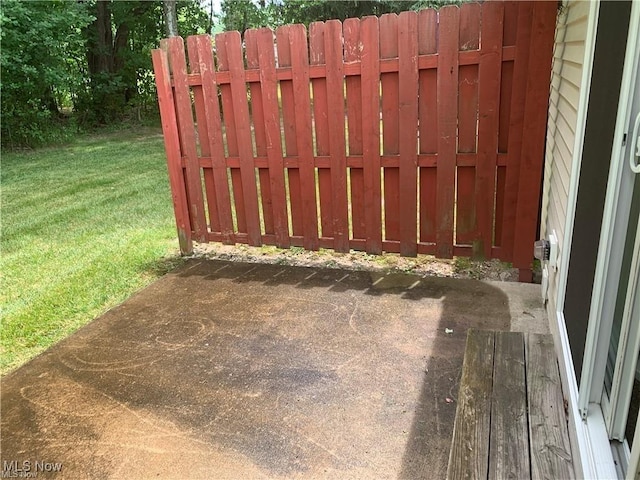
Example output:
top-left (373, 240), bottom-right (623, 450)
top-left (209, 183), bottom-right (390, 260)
top-left (0, 0), bottom-right (91, 147)
top-left (0, 0), bottom-right (208, 148)
top-left (78, 0), bottom-right (208, 125)
top-left (220, 0), bottom-right (464, 33)
top-left (219, 0), bottom-right (280, 35)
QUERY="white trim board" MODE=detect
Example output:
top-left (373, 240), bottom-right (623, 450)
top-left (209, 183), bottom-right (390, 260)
top-left (553, 310), bottom-right (617, 479)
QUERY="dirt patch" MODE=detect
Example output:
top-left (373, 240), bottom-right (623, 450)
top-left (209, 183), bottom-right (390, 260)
top-left (189, 243), bottom-right (521, 282)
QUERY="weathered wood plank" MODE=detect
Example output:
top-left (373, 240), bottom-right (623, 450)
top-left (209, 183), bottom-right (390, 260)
top-left (290, 24), bottom-right (319, 250)
top-left (526, 333), bottom-right (574, 480)
top-left (512, 1), bottom-right (557, 281)
top-left (325, 19), bottom-right (350, 253)
top-left (309, 21), bottom-right (333, 240)
top-left (191, 35), bottom-right (235, 244)
top-left (418, 9), bottom-right (438, 245)
top-left (220, 31), bottom-right (262, 246)
top-left (276, 25), bottom-right (303, 238)
top-left (167, 36), bottom-right (207, 243)
top-left (436, 6), bottom-right (459, 259)
top-left (476, 1), bottom-right (504, 259)
top-left (447, 329), bottom-right (494, 480)
top-left (489, 331), bottom-right (530, 480)
top-left (398, 10), bottom-right (419, 257)
top-left (151, 46), bottom-right (193, 253)
top-left (360, 15), bottom-right (382, 254)
top-left (343, 18), bottom-right (365, 242)
top-left (255, 28), bottom-right (289, 248)
top-left (500, 2), bottom-right (533, 261)
top-left (244, 29), bottom-right (274, 236)
top-left (380, 13), bottom-right (400, 244)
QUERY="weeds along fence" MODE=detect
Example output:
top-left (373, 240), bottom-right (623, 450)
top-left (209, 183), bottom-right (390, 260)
top-left (152, 1), bottom-right (556, 281)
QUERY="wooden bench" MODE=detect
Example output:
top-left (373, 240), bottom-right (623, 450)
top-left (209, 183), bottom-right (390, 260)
top-left (446, 330), bottom-right (574, 480)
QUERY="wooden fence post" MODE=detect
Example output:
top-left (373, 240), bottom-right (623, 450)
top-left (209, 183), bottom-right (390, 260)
top-left (513, 1), bottom-right (557, 282)
top-left (152, 44), bottom-right (193, 254)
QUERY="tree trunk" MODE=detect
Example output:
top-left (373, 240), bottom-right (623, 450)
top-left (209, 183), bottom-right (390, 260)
top-left (163, 0), bottom-right (178, 37)
top-left (87, 0), bottom-right (114, 76)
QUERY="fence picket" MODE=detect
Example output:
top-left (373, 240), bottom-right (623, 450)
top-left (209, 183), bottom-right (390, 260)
top-left (513, 1), bottom-right (556, 281)
top-left (360, 16), bottom-right (383, 254)
top-left (276, 25), bottom-right (304, 239)
top-left (218, 32), bottom-right (261, 246)
top-left (502, 2), bottom-right (534, 260)
top-left (418, 9), bottom-right (438, 245)
top-left (151, 46), bottom-right (192, 253)
top-left (245, 30), bottom-right (274, 237)
top-left (398, 11), bottom-right (419, 257)
top-left (343, 18), bottom-right (366, 243)
top-left (289, 24), bottom-right (319, 250)
top-left (309, 22), bottom-right (333, 240)
top-left (476, 2), bottom-right (504, 259)
top-left (166, 37), bottom-right (207, 243)
top-left (436, 6), bottom-right (459, 259)
top-left (192, 35), bottom-right (235, 244)
top-left (495, 2), bottom-right (520, 250)
top-left (380, 14), bottom-right (400, 248)
top-left (325, 20), bottom-right (350, 253)
top-left (255, 28), bottom-right (290, 248)
top-left (215, 33), bottom-right (246, 236)
top-left (456, 3), bottom-right (480, 248)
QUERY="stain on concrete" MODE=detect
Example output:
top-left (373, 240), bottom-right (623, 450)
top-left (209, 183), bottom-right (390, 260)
top-left (0, 260), bottom-right (524, 479)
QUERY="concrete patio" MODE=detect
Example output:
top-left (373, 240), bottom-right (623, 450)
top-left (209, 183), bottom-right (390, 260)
top-left (1, 260), bottom-right (548, 479)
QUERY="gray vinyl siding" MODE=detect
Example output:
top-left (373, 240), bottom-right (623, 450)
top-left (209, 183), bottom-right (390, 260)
top-left (542, 0), bottom-right (590, 314)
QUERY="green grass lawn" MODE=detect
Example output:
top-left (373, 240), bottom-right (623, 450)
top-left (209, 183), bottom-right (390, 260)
top-left (1, 128), bottom-right (183, 374)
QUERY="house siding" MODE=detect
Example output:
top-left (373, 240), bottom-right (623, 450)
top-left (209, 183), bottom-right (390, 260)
top-left (541, 0), bottom-right (590, 316)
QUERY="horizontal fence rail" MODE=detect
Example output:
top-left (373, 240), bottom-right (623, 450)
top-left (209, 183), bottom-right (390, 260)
top-left (152, 1), bottom-right (556, 281)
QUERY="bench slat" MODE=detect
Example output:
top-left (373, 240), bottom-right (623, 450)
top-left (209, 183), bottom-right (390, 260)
top-left (489, 331), bottom-right (530, 479)
top-left (526, 333), bottom-right (574, 480)
top-left (447, 329), bottom-right (495, 480)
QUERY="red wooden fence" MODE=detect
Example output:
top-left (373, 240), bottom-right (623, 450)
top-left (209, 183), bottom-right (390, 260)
top-left (152, 1), bottom-right (556, 281)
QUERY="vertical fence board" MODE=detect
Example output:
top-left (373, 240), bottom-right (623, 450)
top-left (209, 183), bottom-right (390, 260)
top-left (152, 46), bottom-right (192, 253)
top-left (309, 22), bottom-right (333, 239)
top-left (192, 35), bottom-right (235, 244)
top-left (325, 20), bottom-right (350, 252)
top-left (256, 28), bottom-right (290, 247)
top-left (418, 9), bottom-right (438, 244)
top-left (290, 24), bottom-right (319, 250)
top-left (216, 35), bottom-right (246, 235)
top-left (398, 11), bottom-right (419, 257)
top-left (361, 16), bottom-right (383, 254)
top-left (245, 30), bottom-right (274, 236)
top-left (167, 37), bottom-right (207, 243)
top-left (502, 2), bottom-right (533, 261)
top-left (495, 0), bottom-right (516, 250)
top-left (219, 32), bottom-right (262, 245)
top-left (380, 14), bottom-right (400, 244)
top-left (456, 3), bottom-right (481, 247)
top-left (344, 18), bottom-right (366, 242)
top-left (476, 2), bottom-right (504, 258)
top-left (436, 6), bottom-right (459, 258)
top-left (187, 37), bottom-right (220, 234)
top-left (498, 2), bottom-right (519, 154)
top-left (276, 25), bottom-right (303, 238)
top-left (513, 1), bottom-right (556, 281)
